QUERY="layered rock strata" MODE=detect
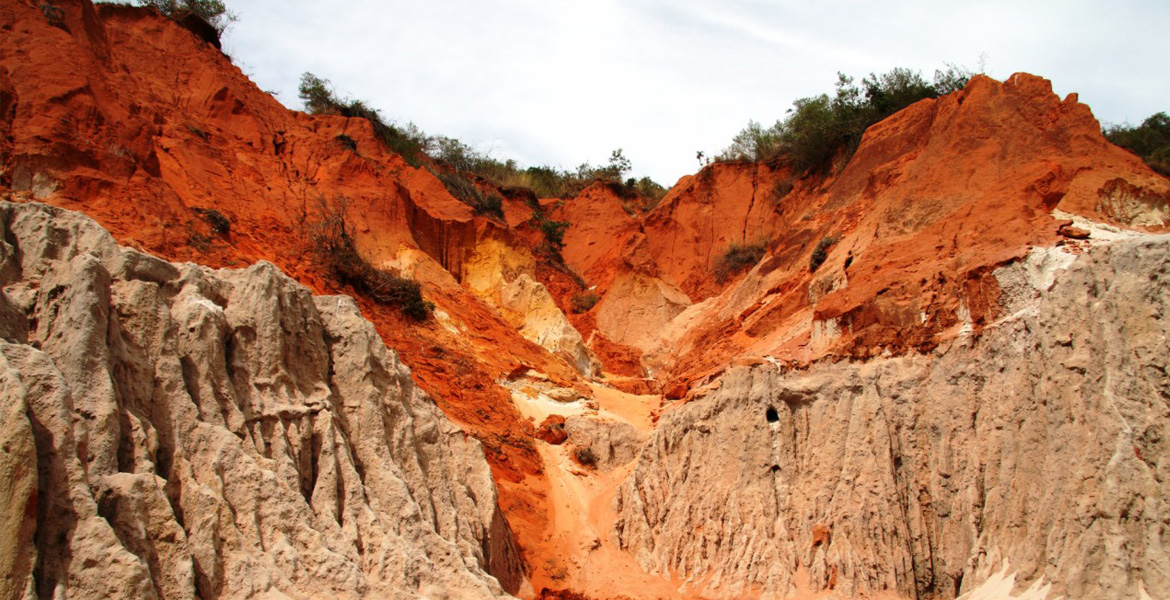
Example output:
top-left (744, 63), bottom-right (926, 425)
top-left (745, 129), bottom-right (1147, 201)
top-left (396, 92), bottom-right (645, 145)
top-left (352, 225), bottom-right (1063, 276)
top-left (0, 201), bottom-right (520, 599)
top-left (615, 235), bottom-right (1170, 600)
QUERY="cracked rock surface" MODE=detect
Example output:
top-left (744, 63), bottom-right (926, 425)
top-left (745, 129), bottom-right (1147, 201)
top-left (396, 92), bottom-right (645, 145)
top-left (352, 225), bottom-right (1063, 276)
top-left (0, 201), bottom-right (521, 600)
top-left (615, 235), bottom-right (1170, 600)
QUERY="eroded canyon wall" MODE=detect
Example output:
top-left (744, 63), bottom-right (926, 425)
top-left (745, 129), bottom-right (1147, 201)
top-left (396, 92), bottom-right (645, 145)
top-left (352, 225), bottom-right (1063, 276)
top-left (0, 201), bottom-right (520, 599)
top-left (615, 235), bottom-right (1170, 600)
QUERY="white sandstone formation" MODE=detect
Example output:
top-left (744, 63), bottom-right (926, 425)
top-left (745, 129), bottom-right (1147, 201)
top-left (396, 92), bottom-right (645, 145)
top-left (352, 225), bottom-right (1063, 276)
top-left (615, 235), bottom-right (1170, 600)
top-left (0, 201), bottom-right (521, 600)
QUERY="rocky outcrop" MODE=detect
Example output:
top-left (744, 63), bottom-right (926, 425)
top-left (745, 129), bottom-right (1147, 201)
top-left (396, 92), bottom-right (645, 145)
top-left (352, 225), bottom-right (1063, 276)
top-left (642, 74), bottom-right (1170, 393)
top-left (594, 272), bottom-right (691, 354)
top-left (0, 0), bottom-right (596, 564)
top-left (643, 162), bottom-right (786, 302)
top-left (615, 234), bottom-right (1170, 600)
top-left (0, 201), bottom-right (520, 599)
top-left (0, 348), bottom-right (37, 600)
top-left (499, 273), bottom-right (600, 377)
top-left (563, 416), bottom-right (644, 473)
top-left (463, 235), bottom-right (600, 377)
top-left (4, 2), bottom-right (1170, 597)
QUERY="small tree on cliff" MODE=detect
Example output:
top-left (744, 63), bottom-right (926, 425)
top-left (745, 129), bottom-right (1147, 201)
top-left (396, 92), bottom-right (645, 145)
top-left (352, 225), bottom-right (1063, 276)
top-left (308, 196), bottom-right (434, 321)
top-left (716, 64), bottom-right (973, 173)
top-left (297, 73), bottom-right (335, 115)
top-left (137, 0), bottom-right (236, 37)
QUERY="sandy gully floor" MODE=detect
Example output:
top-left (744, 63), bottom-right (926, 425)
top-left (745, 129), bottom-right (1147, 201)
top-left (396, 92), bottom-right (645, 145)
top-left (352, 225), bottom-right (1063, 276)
top-left (505, 377), bottom-right (697, 599)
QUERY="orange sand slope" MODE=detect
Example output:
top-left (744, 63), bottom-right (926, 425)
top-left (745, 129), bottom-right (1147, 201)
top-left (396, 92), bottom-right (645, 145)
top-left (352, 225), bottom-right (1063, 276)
top-left (2, 1), bottom-right (1168, 599)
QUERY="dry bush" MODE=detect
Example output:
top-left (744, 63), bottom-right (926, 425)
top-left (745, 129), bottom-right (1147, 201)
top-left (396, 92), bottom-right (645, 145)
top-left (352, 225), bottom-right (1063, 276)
top-left (309, 196), bottom-right (433, 320)
top-left (570, 292), bottom-right (600, 313)
top-left (715, 241), bottom-right (768, 282)
top-left (573, 446), bottom-right (598, 469)
top-left (809, 235), bottom-right (840, 273)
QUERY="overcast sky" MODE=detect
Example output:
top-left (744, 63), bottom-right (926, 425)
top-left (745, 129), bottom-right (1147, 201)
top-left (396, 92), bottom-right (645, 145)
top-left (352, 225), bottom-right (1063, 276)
top-left (222, 0), bottom-right (1170, 186)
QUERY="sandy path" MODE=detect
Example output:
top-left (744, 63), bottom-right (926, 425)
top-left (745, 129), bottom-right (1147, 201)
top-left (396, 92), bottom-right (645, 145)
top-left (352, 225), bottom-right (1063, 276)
top-left (505, 375), bottom-right (697, 598)
top-left (509, 379), bottom-right (924, 600)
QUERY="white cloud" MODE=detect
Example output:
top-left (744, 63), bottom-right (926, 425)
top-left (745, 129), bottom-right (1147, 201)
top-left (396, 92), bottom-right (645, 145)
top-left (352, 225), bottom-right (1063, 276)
top-left (223, 0), bottom-right (1170, 184)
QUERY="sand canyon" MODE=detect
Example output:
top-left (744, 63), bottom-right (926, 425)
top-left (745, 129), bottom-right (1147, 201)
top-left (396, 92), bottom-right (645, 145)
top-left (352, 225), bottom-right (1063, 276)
top-left (1, 2), bottom-right (1169, 599)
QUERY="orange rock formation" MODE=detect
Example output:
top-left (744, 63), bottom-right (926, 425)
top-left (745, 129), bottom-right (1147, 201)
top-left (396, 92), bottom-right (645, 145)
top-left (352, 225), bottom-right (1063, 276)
top-left (3, 1), bottom-right (1169, 598)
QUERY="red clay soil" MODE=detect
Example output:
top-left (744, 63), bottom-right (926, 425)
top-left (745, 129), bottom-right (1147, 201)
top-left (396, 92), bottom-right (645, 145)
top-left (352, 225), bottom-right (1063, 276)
top-left (5, 2), bottom-right (1170, 597)
top-left (615, 74), bottom-right (1170, 396)
top-left (544, 184), bottom-right (667, 374)
top-left (534, 415), bottom-right (568, 445)
top-left (0, 0), bottom-right (592, 582)
top-left (642, 161), bottom-right (789, 301)
top-left (551, 183), bottom-right (646, 291)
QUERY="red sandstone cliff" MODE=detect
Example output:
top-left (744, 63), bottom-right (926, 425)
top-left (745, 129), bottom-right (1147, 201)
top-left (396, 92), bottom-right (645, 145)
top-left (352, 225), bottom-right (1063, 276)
top-left (568, 73), bottom-right (1170, 399)
top-left (3, 1), bottom-right (1170, 598)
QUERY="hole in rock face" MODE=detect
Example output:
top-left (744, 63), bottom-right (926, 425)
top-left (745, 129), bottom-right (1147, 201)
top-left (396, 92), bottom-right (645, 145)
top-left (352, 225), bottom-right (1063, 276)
top-left (765, 407), bottom-right (779, 423)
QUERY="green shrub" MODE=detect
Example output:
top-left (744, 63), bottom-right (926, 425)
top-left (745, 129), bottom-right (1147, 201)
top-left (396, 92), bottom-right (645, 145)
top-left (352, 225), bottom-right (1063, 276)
top-left (538, 217), bottom-right (570, 256)
top-left (433, 170), bottom-right (504, 218)
top-left (479, 194), bottom-right (504, 218)
top-left (520, 165), bottom-right (580, 198)
top-left (137, 0), bottom-right (235, 37)
top-left (309, 196), bottom-right (433, 320)
top-left (932, 63), bottom-right (975, 95)
top-left (629, 176), bottom-right (668, 210)
top-left (501, 149), bottom-right (642, 198)
top-left (861, 68), bottom-right (937, 119)
top-left (717, 120), bottom-right (784, 162)
top-left (589, 149), bottom-right (632, 182)
top-left (715, 241), bottom-right (768, 282)
top-left (570, 292), bottom-right (600, 313)
top-left (298, 72), bottom-right (428, 166)
top-left (297, 74), bottom-right (665, 205)
top-left (783, 94), bottom-right (854, 172)
top-left (1105, 112), bottom-right (1170, 176)
top-left (298, 73), bottom-right (334, 115)
top-left (431, 141), bottom-right (661, 203)
top-left (809, 235), bottom-right (839, 273)
top-left (520, 196), bottom-right (572, 264)
top-left (718, 64), bottom-right (973, 173)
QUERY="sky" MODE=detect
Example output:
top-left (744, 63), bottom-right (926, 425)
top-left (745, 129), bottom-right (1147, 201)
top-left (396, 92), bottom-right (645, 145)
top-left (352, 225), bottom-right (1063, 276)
top-left (222, 0), bottom-right (1170, 186)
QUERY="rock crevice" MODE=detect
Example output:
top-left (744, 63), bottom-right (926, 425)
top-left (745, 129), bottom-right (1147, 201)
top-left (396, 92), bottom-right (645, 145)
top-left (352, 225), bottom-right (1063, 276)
top-left (615, 235), bottom-right (1170, 600)
top-left (0, 201), bottom-right (519, 600)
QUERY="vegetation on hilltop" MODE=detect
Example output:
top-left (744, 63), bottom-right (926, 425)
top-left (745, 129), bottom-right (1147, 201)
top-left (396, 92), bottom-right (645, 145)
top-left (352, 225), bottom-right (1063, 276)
top-left (1105, 112), bottom-right (1170, 176)
top-left (718, 65), bottom-right (973, 173)
top-left (430, 169), bottom-right (505, 218)
top-left (298, 73), bottom-right (611, 291)
top-left (298, 73), bottom-right (430, 167)
top-left (297, 72), bottom-right (667, 210)
top-left (430, 137), bottom-right (666, 209)
top-left (137, 0), bottom-right (236, 38)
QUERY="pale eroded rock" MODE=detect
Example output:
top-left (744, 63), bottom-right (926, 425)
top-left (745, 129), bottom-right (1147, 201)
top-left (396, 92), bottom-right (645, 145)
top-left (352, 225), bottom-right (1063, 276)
top-left (595, 272), bottom-right (691, 352)
top-left (615, 235), bottom-right (1170, 600)
top-left (0, 202), bottom-right (520, 600)
top-left (563, 416), bottom-right (645, 473)
top-left (465, 237), bottom-right (600, 377)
